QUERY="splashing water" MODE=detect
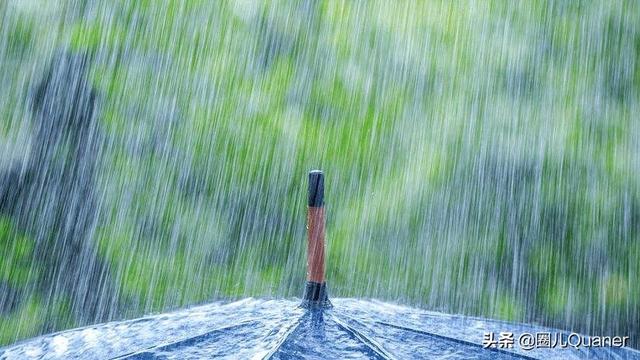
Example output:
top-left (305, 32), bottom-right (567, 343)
top-left (0, 0), bottom-right (638, 352)
top-left (2, 299), bottom-right (638, 359)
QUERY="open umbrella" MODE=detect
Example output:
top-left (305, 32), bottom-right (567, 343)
top-left (1, 172), bottom-right (638, 360)
top-left (1, 297), bottom-right (638, 359)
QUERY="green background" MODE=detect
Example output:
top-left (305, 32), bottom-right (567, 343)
top-left (0, 0), bottom-right (638, 346)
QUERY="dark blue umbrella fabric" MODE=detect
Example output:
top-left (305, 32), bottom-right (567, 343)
top-left (1, 298), bottom-right (638, 359)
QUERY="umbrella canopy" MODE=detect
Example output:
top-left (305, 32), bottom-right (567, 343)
top-left (1, 298), bottom-right (638, 360)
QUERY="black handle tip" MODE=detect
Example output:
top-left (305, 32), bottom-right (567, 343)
top-left (308, 170), bottom-right (324, 207)
top-left (301, 281), bottom-right (331, 309)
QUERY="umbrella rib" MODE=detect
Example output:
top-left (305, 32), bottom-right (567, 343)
top-left (259, 313), bottom-right (305, 360)
top-left (330, 314), bottom-right (397, 360)
top-left (111, 320), bottom-right (256, 359)
top-left (370, 319), bottom-right (538, 360)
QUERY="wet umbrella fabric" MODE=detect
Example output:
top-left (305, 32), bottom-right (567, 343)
top-left (1, 299), bottom-right (638, 360)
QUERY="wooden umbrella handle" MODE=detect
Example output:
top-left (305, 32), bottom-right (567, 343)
top-left (307, 170), bottom-right (325, 283)
top-left (302, 170), bottom-right (330, 307)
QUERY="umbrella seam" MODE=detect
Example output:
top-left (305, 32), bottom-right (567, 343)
top-left (259, 313), bottom-right (305, 360)
top-left (370, 320), bottom-right (538, 360)
top-left (330, 314), bottom-right (396, 360)
top-left (111, 320), bottom-right (256, 359)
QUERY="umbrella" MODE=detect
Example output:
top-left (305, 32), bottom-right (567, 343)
top-left (1, 172), bottom-right (638, 359)
top-left (1, 298), bottom-right (638, 359)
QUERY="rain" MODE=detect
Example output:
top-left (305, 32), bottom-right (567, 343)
top-left (0, 0), bottom-right (638, 358)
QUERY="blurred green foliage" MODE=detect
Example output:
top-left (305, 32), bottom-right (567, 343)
top-left (1, 0), bottom-right (639, 347)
